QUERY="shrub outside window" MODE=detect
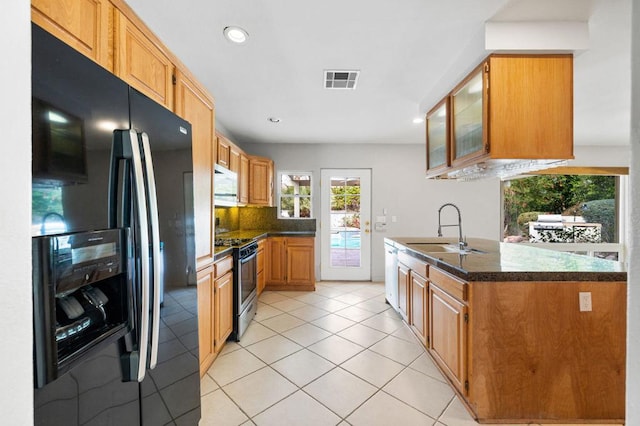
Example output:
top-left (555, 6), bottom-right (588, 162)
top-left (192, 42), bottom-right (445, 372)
top-left (279, 172), bottom-right (312, 218)
top-left (502, 174), bottom-right (621, 260)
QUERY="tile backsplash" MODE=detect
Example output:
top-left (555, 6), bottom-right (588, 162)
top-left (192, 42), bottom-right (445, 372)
top-left (215, 207), bottom-right (316, 234)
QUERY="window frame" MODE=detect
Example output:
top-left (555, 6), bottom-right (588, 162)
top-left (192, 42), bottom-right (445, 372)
top-left (277, 170), bottom-right (314, 219)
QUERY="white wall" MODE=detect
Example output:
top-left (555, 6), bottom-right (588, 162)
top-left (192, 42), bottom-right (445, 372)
top-left (243, 143), bottom-right (501, 281)
top-left (627, 0), bottom-right (640, 422)
top-left (570, 145), bottom-right (630, 167)
top-left (0, 1), bottom-right (33, 424)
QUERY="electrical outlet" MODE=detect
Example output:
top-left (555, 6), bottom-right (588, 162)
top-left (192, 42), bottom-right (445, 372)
top-left (579, 292), bottom-right (592, 312)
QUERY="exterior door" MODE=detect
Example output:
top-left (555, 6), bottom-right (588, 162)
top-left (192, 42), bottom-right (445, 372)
top-left (320, 169), bottom-right (371, 280)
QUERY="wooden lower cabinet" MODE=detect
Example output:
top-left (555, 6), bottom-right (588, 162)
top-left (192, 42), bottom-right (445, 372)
top-left (428, 283), bottom-right (467, 394)
top-left (197, 265), bottom-right (215, 376)
top-left (468, 280), bottom-right (626, 423)
top-left (214, 268), bottom-right (233, 354)
top-left (392, 256), bottom-right (626, 423)
top-left (397, 262), bottom-right (410, 323)
top-left (197, 255), bottom-right (233, 377)
top-left (266, 237), bottom-right (315, 291)
top-left (256, 239), bottom-right (266, 295)
top-left (410, 271), bottom-right (428, 346)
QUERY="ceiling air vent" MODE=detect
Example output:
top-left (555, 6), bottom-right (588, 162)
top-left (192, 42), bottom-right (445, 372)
top-left (324, 70), bottom-right (359, 89)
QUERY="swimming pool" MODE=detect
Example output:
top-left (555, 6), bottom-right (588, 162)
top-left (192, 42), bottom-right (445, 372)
top-left (331, 231), bottom-right (361, 249)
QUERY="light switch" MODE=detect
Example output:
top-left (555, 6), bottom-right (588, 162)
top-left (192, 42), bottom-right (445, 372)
top-left (579, 292), bottom-right (592, 312)
top-left (391, 216), bottom-right (397, 223)
top-left (376, 216), bottom-right (386, 223)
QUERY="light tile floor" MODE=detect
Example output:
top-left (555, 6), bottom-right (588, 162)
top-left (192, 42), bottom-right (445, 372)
top-left (200, 281), bottom-right (617, 426)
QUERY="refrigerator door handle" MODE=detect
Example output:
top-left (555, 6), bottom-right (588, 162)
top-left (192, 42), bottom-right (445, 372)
top-left (139, 132), bottom-right (161, 370)
top-left (129, 129), bottom-right (151, 382)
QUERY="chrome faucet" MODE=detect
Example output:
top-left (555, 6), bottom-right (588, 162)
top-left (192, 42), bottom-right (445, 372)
top-left (437, 203), bottom-right (467, 250)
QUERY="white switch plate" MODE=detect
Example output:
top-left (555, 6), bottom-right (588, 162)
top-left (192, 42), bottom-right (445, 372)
top-left (391, 216), bottom-right (397, 223)
top-left (376, 216), bottom-right (386, 223)
top-left (579, 292), bottom-right (592, 312)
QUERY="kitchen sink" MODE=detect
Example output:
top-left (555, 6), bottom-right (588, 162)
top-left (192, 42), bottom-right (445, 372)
top-left (406, 242), bottom-right (487, 255)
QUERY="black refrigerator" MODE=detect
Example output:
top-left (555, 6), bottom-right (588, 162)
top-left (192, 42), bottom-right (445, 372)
top-left (31, 23), bottom-right (201, 425)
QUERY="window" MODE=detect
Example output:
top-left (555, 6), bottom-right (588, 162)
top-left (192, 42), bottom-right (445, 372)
top-left (502, 173), bottom-right (624, 260)
top-left (278, 172), bottom-right (312, 218)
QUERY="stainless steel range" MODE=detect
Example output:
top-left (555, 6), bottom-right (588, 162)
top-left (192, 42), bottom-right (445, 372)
top-left (215, 237), bottom-right (258, 341)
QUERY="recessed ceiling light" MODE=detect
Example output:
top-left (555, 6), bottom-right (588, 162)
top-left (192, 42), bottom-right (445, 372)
top-left (267, 117), bottom-right (281, 123)
top-left (413, 117), bottom-right (424, 124)
top-left (223, 26), bottom-right (248, 44)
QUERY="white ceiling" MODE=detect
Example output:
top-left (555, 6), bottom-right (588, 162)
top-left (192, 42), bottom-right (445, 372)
top-left (126, 0), bottom-right (631, 146)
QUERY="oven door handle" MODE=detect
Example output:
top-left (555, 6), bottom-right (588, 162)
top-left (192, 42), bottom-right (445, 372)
top-left (240, 251), bottom-right (257, 263)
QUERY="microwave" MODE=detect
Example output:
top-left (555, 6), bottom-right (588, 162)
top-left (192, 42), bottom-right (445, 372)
top-left (214, 164), bottom-right (238, 206)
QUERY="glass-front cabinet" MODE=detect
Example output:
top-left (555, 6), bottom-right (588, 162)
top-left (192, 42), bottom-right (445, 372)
top-left (451, 63), bottom-right (487, 166)
top-left (426, 98), bottom-right (449, 175)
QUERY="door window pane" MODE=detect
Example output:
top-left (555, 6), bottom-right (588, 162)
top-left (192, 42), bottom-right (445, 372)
top-left (330, 177), bottom-right (361, 267)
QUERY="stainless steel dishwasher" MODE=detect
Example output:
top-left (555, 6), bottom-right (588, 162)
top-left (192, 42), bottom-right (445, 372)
top-left (384, 242), bottom-right (398, 310)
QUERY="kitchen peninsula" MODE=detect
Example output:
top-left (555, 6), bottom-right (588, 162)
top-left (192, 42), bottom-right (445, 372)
top-left (385, 237), bottom-right (626, 424)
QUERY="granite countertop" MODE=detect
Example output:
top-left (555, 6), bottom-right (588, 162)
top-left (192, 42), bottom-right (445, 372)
top-left (214, 230), bottom-right (316, 260)
top-left (216, 230), bottom-right (316, 240)
top-left (386, 237), bottom-right (627, 282)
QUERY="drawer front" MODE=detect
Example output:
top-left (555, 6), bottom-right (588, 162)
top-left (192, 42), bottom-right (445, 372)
top-left (398, 252), bottom-right (428, 278)
top-left (215, 256), bottom-right (233, 278)
top-left (429, 266), bottom-right (467, 302)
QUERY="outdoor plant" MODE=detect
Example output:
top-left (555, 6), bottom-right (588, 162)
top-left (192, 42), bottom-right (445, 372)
top-left (517, 211), bottom-right (543, 238)
top-left (582, 199), bottom-right (615, 242)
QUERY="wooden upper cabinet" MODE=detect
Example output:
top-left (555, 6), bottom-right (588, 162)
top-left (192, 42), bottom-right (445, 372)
top-left (238, 153), bottom-right (249, 205)
top-left (488, 54), bottom-right (573, 160)
top-left (426, 54), bottom-right (574, 177)
top-left (216, 135), bottom-right (231, 168)
top-left (249, 156), bottom-right (274, 206)
top-left (114, 10), bottom-right (174, 109)
top-left (426, 97), bottom-right (450, 175)
top-left (451, 64), bottom-right (488, 167)
top-left (229, 145), bottom-right (241, 173)
top-left (174, 70), bottom-right (215, 269)
top-left (31, 0), bottom-right (114, 70)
